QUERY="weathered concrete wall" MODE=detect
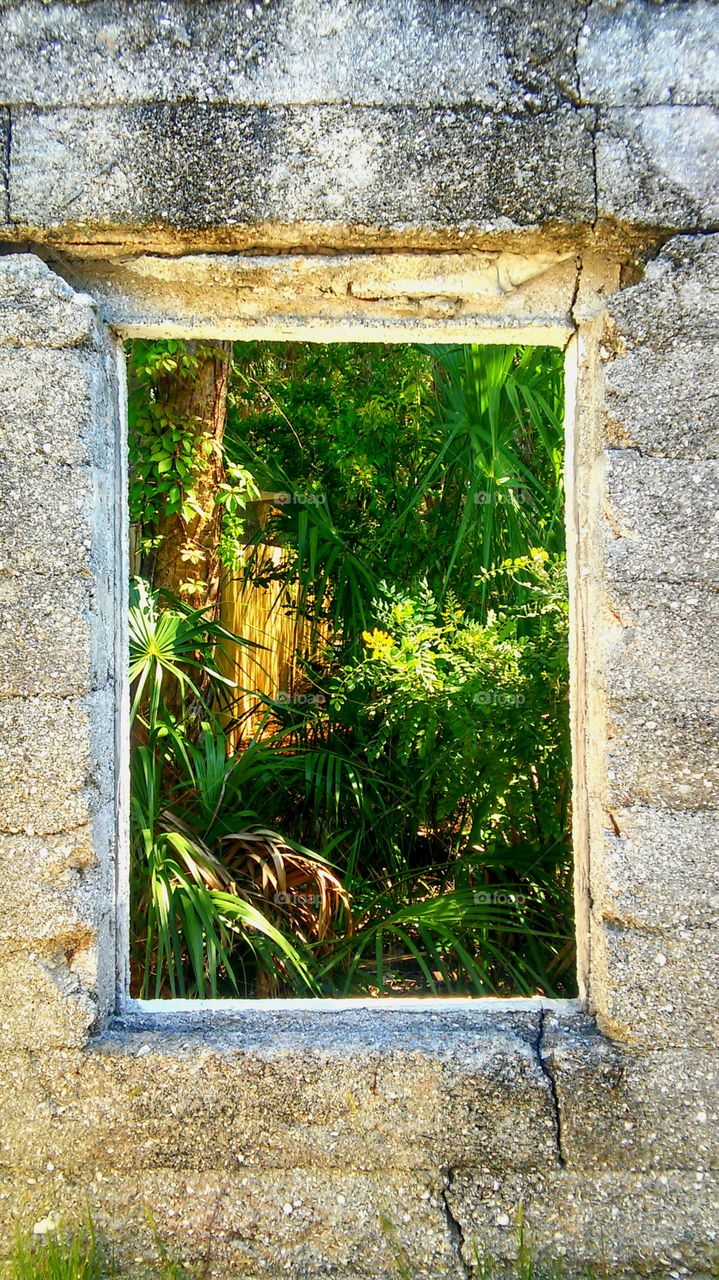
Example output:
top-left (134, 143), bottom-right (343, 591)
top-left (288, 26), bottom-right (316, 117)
top-left (0, 256), bottom-right (121, 1052)
top-left (0, 2), bottom-right (717, 1277)
top-left (0, 0), bottom-right (716, 252)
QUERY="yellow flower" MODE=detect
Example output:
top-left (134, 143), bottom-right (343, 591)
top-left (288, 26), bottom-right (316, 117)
top-left (362, 628), bottom-right (394, 656)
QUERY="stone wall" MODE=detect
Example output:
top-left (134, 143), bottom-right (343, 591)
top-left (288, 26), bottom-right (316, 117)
top-left (0, 257), bottom-right (120, 1051)
top-left (0, 0), bottom-right (717, 250)
top-left (0, 2), bottom-right (717, 1277)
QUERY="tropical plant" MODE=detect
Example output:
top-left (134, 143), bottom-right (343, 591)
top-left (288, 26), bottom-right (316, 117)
top-left (314, 554), bottom-right (572, 995)
top-left (127, 339), bottom-right (575, 999)
top-left (412, 343), bottom-right (566, 605)
top-left (227, 342), bottom-right (565, 642)
top-left (129, 579), bottom-right (347, 998)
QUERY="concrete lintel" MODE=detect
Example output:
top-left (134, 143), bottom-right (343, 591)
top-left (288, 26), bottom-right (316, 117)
top-left (43, 248), bottom-right (607, 344)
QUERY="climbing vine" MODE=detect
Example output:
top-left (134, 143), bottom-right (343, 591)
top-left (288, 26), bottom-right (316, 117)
top-left (128, 340), bottom-right (206, 533)
top-left (127, 339), bottom-right (258, 591)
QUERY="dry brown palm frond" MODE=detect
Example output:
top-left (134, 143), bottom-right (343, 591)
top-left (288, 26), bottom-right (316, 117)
top-left (222, 826), bottom-right (352, 944)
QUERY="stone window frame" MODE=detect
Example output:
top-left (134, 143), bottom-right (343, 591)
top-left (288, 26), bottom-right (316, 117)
top-left (48, 245), bottom-right (618, 1022)
top-left (5, 236), bottom-right (717, 1267)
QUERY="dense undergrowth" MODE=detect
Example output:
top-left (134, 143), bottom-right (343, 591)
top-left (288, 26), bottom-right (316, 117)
top-left (127, 339), bottom-right (575, 1000)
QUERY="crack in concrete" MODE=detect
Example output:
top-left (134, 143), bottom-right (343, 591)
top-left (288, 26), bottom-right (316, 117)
top-left (440, 1169), bottom-right (471, 1280)
top-left (536, 1007), bottom-right (566, 1166)
top-left (3, 106), bottom-right (12, 226)
top-left (570, 1), bottom-right (600, 229)
top-left (565, 253), bottom-right (584, 345)
top-left (572, 0), bottom-right (591, 107)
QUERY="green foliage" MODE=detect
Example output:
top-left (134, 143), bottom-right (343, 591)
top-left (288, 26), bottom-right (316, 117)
top-left (128, 576), bottom-right (238, 724)
top-left (227, 341), bottom-right (438, 537)
top-left (128, 338), bottom-right (575, 999)
top-left (9, 1216), bottom-right (198, 1280)
top-left (355, 552), bottom-right (569, 846)
top-left (227, 341), bottom-right (565, 640)
top-left (226, 341), bottom-right (437, 640)
top-left (11, 1220), bottom-right (112, 1280)
top-left (311, 552), bottom-right (572, 996)
top-left (419, 343), bottom-right (566, 603)
top-left (129, 580), bottom-right (326, 998)
top-left (214, 459), bottom-right (261, 570)
top-left (127, 339), bottom-right (259, 572)
top-left (128, 340), bottom-right (209, 532)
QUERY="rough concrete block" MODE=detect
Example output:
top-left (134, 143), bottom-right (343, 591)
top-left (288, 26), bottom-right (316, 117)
top-left (3, 1161), bottom-right (713, 1278)
top-left (602, 581), bottom-right (719, 705)
top-left (598, 235), bottom-right (716, 465)
top-left (591, 805), bottom-right (719, 931)
top-left (607, 233), bottom-right (719, 352)
top-left (0, 347), bottom-right (120, 468)
top-left (0, 569), bottom-right (113, 698)
top-left (600, 232), bottom-right (719, 458)
top-left (0, 255), bottom-right (103, 350)
top-left (0, 0), bottom-right (582, 112)
top-left (438, 1032), bottom-right (559, 1170)
top-left (0, 109), bottom-right (8, 228)
top-left (602, 696), bottom-right (719, 810)
top-left (9, 104), bottom-right (597, 235)
top-left (0, 818), bottom-right (114, 954)
top-left (0, 1166), bottom-right (464, 1280)
top-left (0, 290), bottom-right (120, 703)
top-left (604, 452), bottom-right (719, 586)
top-left (0, 951), bottom-right (103, 1051)
top-left (579, 1), bottom-right (719, 108)
top-left (0, 456), bottom-right (113, 583)
top-left (590, 917), bottom-right (719, 1049)
top-left (0, 250), bottom-right (119, 1056)
top-left (596, 107), bottom-right (719, 230)
top-left (603, 339), bottom-right (719, 459)
top-left (445, 1166), bottom-right (719, 1276)
top-left (0, 1010), bottom-right (560, 1177)
top-left (0, 691), bottom-right (114, 836)
top-left (543, 1010), bottom-right (719, 1171)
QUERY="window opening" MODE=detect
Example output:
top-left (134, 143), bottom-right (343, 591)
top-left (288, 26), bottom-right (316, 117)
top-left (125, 339), bottom-right (574, 1002)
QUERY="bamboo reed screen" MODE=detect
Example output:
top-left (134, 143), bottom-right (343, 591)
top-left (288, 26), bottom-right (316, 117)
top-left (219, 545), bottom-right (326, 747)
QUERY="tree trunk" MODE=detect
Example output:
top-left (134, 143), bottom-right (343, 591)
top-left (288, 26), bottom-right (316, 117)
top-left (149, 341), bottom-right (233, 615)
